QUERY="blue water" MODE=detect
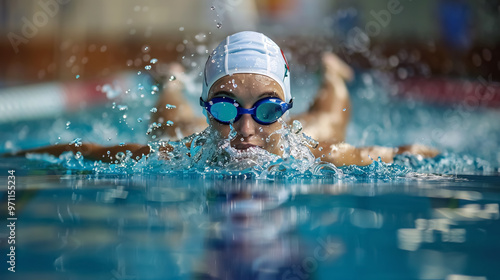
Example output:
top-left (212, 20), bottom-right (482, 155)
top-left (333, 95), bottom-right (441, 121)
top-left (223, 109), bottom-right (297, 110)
top-left (1, 71), bottom-right (499, 279)
top-left (1, 172), bottom-right (499, 279)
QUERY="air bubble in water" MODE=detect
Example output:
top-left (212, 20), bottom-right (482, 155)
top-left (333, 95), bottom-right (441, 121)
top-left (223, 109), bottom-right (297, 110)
top-left (137, 118), bottom-right (143, 123)
top-left (166, 120), bottom-right (174, 126)
top-left (210, 6), bottom-right (215, 10)
top-left (118, 105), bottom-right (128, 111)
top-left (144, 65), bottom-right (152, 70)
top-left (142, 45), bottom-right (150, 53)
top-left (216, 22), bottom-right (222, 28)
top-left (166, 104), bottom-right (176, 109)
top-left (75, 151), bottom-right (82, 159)
top-left (169, 75), bottom-right (176, 81)
top-left (150, 58), bottom-right (158, 64)
top-left (150, 107), bottom-right (158, 113)
top-left (137, 71), bottom-right (142, 75)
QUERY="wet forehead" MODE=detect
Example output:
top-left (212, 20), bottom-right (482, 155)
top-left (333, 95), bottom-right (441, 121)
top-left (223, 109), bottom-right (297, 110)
top-left (208, 73), bottom-right (285, 102)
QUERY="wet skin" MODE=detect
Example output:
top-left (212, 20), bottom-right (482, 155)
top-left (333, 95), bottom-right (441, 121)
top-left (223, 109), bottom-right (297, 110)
top-left (207, 73), bottom-right (286, 157)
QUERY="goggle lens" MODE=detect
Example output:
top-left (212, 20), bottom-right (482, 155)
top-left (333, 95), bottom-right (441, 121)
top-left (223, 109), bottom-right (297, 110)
top-left (210, 102), bottom-right (237, 123)
top-left (256, 102), bottom-right (283, 123)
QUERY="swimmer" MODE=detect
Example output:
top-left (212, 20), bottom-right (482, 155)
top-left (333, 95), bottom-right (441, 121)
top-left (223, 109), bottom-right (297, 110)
top-left (10, 31), bottom-right (438, 167)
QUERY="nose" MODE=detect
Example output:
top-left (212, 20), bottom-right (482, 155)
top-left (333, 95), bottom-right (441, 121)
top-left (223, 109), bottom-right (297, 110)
top-left (234, 114), bottom-right (256, 138)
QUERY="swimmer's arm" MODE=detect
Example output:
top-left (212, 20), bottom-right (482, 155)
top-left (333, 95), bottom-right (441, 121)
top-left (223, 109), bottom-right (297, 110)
top-left (313, 142), bottom-right (439, 167)
top-left (9, 143), bottom-right (153, 163)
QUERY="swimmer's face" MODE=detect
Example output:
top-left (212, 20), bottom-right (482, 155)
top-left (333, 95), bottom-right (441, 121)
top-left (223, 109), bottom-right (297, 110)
top-left (208, 73), bottom-right (285, 156)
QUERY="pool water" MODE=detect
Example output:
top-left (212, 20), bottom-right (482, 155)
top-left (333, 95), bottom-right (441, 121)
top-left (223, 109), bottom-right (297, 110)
top-left (1, 71), bottom-right (500, 279)
top-left (1, 171), bottom-right (499, 280)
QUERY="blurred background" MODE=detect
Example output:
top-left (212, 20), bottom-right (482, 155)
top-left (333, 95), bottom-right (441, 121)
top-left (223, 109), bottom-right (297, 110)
top-left (0, 0), bottom-right (500, 167)
top-left (1, 0), bottom-right (499, 85)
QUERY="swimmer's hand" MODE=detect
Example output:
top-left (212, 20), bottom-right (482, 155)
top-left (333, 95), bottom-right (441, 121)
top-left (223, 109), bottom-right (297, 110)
top-left (395, 144), bottom-right (440, 158)
top-left (314, 142), bottom-right (439, 167)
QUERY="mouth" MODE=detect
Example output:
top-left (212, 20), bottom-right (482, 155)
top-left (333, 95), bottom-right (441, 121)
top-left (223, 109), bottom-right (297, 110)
top-left (228, 144), bottom-right (266, 160)
top-left (234, 143), bottom-right (262, 150)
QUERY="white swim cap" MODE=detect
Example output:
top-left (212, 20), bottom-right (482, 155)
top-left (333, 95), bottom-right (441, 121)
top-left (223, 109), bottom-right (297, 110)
top-left (201, 31), bottom-right (291, 102)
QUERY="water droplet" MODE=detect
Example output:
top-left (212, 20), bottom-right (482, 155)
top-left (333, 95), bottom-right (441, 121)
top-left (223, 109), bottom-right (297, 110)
top-left (169, 75), bottom-right (176, 81)
top-left (144, 65), bottom-right (152, 70)
top-left (115, 151), bottom-right (126, 161)
top-left (166, 120), bottom-right (174, 126)
top-left (142, 45), bottom-right (150, 53)
top-left (75, 75), bottom-right (80, 79)
top-left (137, 71), bottom-right (142, 75)
top-left (75, 151), bottom-right (82, 159)
top-left (150, 58), bottom-right (158, 64)
top-left (66, 121), bottom-right (71, 128)
top-left (343, 108), bottom-right (346, 112)
top-left (122, 114), bottom-right (127, 119)
top-left (291, 120), bottom-right (303, 134)
top-left (150, 107), bottom-right (158, 113)
top-left (118, 105), bottom-right (128, 111)
top-left (179, 26), bottom-right (184, 31)
top-left (165, 104), bottom-right (176, 109)
top-left (216, 22), bottom-right (222, 28)
top-left (210, 6), bottom-right (215, 10)
top-left (70, 138), bottom-right (82, 147)
top-left (137, 118), bottom-right (143, 123)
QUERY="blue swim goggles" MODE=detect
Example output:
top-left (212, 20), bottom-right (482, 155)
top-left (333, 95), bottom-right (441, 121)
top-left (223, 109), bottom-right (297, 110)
top-left (200, 96), bottom-right (293, 125)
